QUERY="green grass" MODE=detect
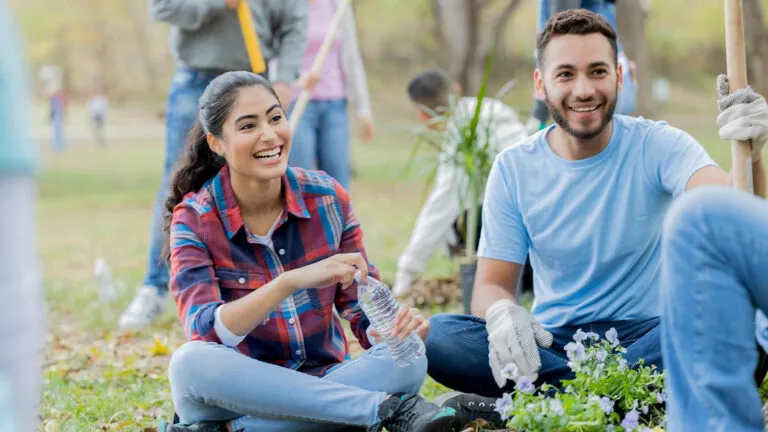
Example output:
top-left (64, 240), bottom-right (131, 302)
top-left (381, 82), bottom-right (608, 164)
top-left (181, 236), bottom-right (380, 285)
top-left (37, 91), bottom-right (759, 430)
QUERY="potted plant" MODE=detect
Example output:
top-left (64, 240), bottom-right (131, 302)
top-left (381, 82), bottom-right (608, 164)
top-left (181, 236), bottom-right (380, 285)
top-left (409, 57), bottom-right (515, 314)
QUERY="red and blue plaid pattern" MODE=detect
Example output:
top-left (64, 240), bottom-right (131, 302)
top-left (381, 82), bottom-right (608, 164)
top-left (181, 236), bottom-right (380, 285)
top-left (169, 165), bottom-right (379, 375)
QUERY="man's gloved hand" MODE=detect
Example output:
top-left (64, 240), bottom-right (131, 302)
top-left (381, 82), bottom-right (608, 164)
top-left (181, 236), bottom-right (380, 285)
top-left (716, 74), bottom-right (768, 162)
top-left (486, 298), bottom-right (553, 388)
top-left (392, 270), bottom-right (417, 297)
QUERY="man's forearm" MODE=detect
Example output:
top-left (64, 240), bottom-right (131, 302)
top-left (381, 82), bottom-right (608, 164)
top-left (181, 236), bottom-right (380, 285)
top-left (471, 283), bottom-right (517, 319)
top-left (275, 0), bottom-right (308, 83)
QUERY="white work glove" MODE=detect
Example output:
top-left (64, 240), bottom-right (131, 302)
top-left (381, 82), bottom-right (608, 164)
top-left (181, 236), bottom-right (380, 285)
top-left (392, 269), bottom-right (417, 297)
top-left (716, 74), bottom-right (768, 162)
top-left (486, 298), bottom-right (553, 388)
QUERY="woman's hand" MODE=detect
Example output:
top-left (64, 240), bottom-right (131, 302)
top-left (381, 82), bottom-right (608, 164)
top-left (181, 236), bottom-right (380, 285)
top-left (281, 253), bottom-right (368, 292)
top-left (370, 305), bottom-right (430, 341)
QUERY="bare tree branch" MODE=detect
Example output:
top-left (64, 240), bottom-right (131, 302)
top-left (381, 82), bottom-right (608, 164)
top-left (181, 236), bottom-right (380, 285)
top-left (489, 0), bottom-right (522, 58)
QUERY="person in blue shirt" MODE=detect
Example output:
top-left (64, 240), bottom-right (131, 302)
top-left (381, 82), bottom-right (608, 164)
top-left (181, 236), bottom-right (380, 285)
top-left (0, 2), bottom-right (45, 431)
top-left (423, 9), bottom-right (768, 429)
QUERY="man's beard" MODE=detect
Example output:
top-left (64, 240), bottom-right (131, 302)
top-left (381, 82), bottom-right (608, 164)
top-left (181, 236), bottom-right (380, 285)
top-left (545, 87), bottom-right (617, 140)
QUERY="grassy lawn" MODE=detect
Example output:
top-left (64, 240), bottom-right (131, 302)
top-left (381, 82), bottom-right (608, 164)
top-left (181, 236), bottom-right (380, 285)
top-left (37, 90), bottom-right (750, 430)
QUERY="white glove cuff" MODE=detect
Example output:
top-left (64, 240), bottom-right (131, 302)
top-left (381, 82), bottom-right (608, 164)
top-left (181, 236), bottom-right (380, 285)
top-left (486, 298), bottom-right (516, 326)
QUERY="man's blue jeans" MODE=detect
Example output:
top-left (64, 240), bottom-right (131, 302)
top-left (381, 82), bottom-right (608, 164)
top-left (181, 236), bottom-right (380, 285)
top-left (143, 69), bottom-right (218, 294)
top-left (661, 186), bottom-right (768, 431)
top-left (169, 341), bottom-right (427, 431)
top-left (288, 99), bottom-right (351, 189)
top-left (425, 313), bottom-right (661, 397)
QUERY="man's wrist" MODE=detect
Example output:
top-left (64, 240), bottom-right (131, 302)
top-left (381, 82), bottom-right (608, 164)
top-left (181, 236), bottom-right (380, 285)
top-left (486, 298), bottom-right (516, 325)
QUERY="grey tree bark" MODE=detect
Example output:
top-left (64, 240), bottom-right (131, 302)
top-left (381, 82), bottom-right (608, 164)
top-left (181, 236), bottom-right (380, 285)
top-left (744, 0), bottom-right (768, 96)
top-left (616, 0), bottom-right (653, 116)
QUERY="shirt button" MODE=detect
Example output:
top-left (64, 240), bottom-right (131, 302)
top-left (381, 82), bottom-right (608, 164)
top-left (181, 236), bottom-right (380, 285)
top-left (278, 248), bottom-right (286, 256)
top-left (238, 277), bottom-right (246, 284)
top-left (288, 318), bottom-right (296, 324)
top-left (295, 349), bottom-right (301, 355)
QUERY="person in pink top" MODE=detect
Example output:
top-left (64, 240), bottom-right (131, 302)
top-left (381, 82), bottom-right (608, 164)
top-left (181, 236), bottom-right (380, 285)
top-left (288, 0), bottom-right (374, 189)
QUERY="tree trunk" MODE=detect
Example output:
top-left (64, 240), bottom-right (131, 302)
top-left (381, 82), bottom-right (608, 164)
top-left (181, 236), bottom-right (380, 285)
top-left (744, 0), bottom-right (768, 96)
top-left (616, 0), bottom-right (653, 116)
top-left (433, 0), bottom-right (522, 96)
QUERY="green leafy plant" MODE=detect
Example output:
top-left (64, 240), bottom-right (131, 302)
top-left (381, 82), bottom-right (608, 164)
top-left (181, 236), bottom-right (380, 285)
top-left (494, 328), bottom-right (666, 432)
top-left (408, 56), bottom-right (515, 263)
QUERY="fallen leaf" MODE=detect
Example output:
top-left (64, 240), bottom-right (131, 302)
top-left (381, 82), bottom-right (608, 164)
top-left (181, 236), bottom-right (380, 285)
top-left (149, 337), bottom-right (170, 357)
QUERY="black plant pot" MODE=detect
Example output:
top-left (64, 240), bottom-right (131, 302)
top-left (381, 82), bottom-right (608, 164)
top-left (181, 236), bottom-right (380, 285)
top-left (459, 261), bottom-right (477, 315)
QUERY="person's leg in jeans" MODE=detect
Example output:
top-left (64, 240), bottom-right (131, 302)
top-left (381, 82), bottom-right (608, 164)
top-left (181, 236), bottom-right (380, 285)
top-left (288, 100), bottom-right (320, 171)
top-left (316, 99), bottom-right (351, 189)
top-left (119, 69), bottom-right (217, 329)
top-left (425, 314), bottom-right (571, 397)
top-left (662, 186), bottom-right (768, 432)
top-left (0, 176), bottom-right (45, 432)
top-left (169, 341), bottom-right (435, 431)
top-left (425, 314), bottom-right (661, 398)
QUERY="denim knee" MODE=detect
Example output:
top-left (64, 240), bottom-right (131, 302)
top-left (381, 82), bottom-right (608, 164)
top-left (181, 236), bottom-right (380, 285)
top-left (168, 341), bottom-right (230, 394)
top-left (663, 186), bottom-right (733, 243)
top-left (366, 343), bottom-right (428, 395)
top-left (399, 352), bottom-right (428, 395)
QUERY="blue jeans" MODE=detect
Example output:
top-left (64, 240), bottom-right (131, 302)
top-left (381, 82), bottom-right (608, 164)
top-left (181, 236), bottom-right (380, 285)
top-left (425, 313), bottom-right (661, 397)
top-left (169, 341), bottom-right (427, 431)
top-left (143, 69), bottom-right (218, 294)
top-left (288, 99), bottom-right (351, 189)
top-left (661, 186), bottom-right (768, 432)
top-left (534, 0), bottom-right (636, 117)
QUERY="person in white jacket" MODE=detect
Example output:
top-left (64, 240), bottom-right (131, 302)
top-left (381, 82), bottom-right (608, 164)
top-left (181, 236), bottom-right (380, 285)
top-left (393, 69), bottom-right (528, 297)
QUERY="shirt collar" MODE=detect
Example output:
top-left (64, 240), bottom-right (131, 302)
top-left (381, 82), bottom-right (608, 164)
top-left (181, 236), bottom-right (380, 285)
top-left (212, 165), bottom-right (311, 240)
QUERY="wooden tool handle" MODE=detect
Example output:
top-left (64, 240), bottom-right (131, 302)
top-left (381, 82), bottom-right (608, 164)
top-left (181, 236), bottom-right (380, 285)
top-left (725, 0), bottom-right (754, 193)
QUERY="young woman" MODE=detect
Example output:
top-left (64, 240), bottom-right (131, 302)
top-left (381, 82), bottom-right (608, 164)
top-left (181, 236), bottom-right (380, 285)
top-left (288, 0), bottom-right (375, 189)
top-left (163, 71), bottom-right (456, 432)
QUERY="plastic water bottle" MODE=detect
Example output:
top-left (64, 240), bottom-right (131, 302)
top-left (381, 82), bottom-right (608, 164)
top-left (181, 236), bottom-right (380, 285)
top-left (356, 273), bottom-right (426, 367)
top-left (94, 258), bottom-right (116, 303)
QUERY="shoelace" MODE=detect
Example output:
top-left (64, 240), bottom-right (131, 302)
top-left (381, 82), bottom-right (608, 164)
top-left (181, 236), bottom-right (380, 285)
top-left (385, 395), bottom-right (421, 431)
top-left (368, 395), bottom-right (421, 432)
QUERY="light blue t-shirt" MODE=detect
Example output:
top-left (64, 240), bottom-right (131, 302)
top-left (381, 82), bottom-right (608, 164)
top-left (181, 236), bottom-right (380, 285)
top-left (479, 115), bottom-right (716, 328)
top-left (0, 2), bottom-right (37, 175)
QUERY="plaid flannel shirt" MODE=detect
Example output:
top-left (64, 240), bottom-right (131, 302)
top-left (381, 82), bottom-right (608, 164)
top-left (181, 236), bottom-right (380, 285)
top-left (169, 165), bottom-right (378, 376)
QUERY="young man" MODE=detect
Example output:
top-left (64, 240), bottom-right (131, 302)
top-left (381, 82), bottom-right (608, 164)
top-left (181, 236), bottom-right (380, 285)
top-left (1, 2), bottom-right (45, 431)
top-left (120, 0), bottom-right (309, 329)
top-left (525, 0), bottom-right (637, 135)
top-left (392, 70), bottom-right (528, 298)
top-left (424, 9), bottom-right (768, 427)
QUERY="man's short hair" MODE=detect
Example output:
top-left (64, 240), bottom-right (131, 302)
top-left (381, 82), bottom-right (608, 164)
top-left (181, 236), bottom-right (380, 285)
top-left (536, 9), bottom-right (618, 68)
top-left (407, 69), bottom-right (452, 112)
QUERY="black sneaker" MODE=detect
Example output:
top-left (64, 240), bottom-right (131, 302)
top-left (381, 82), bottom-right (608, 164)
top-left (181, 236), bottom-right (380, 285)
top-left (160, 420), bottom-right (243, 432)
top-left (370, 393), bottom-right (457, 432)
top-left (434, 392), bottom-right (504, 430)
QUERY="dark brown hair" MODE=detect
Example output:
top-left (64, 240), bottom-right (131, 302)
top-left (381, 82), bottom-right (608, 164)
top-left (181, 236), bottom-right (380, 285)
top-left (162, 71), bottom-right (280, 257)
top-left (535, 9), bottom-right (618, 68)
